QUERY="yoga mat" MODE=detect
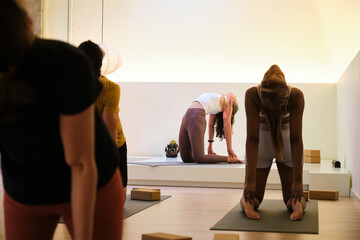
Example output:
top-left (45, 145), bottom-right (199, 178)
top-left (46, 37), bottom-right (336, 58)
top-left (211, 199), bottom-right (318, 234)
top-left (59, 195), bottom-right (171, 223)
top-left (124, 195), bottom-right (171, 219)
top-left (128, 161), bottom-right (197, 167)
top-left (128, 161), bottom-right (242, 167)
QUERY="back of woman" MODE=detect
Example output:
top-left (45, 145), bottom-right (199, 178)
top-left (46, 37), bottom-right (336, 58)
top-left (0, 1), bottom-right (123, 239)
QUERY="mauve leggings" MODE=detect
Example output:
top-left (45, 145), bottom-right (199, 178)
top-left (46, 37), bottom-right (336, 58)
top-left (179, 108), bottom-right (228, 163)
top-left (4, 169), bottom-right (123, 240)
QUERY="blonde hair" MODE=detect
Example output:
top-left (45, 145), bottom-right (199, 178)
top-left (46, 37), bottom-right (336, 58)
top-left (260, 65), bottom-right (289, 160)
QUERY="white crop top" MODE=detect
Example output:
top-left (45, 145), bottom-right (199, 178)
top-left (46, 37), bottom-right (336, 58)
top-left (195, 93), bottom-right (222, 115)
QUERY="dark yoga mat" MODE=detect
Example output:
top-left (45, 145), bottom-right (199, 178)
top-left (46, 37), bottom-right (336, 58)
top-left (124, 195), bottom-right (171, 219)
top-left (211, 199), bottom-right (318, 234)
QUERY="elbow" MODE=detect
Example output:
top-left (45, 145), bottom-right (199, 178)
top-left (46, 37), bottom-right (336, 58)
top-left (67, 155), bottom-right (97, 174)
top-left (224, 122), bottom-right (231, 131)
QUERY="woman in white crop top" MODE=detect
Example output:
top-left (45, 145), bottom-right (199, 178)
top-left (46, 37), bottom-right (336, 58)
top-left (241, 65), bottom-right (306, 221)
top-left (178, 92), bottom-right (241, 163)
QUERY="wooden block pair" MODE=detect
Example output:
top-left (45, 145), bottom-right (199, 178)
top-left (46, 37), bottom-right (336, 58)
top-left (304, 149), bottom-right (321, 163)
top-left (131, 188), bottom-right (161, 201)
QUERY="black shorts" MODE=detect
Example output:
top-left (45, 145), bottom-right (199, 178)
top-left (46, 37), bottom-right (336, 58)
top-left (118, 142), bottom-right (128, 187)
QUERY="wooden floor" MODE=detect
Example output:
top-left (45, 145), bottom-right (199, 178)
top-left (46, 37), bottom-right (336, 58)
top-left (0, 186), bottom-right (359, 240)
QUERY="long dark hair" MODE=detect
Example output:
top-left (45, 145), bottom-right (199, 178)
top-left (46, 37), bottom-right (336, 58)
top-left (215, 102), bottom-right (238, 140)
top-left (78, 40), bottom-right (104, 78)
top-left (259, 65), bottom-right (289, 160)
top-left (0, 0), bottom-right (34, 122)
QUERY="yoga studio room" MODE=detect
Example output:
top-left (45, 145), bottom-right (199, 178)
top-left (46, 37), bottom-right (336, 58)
top-left (0, 0), bottom-right (360, 240)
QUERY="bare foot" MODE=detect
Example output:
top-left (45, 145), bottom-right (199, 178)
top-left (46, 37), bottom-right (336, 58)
top-left (240, 198), bottom-right (260, 220)
top-left (290, 200), bottom-right (304, 221)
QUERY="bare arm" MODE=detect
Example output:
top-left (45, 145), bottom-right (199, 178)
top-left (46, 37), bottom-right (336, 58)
top-left (102, 111), bottom-right (119, 143)
top-left (289, 88), bottom-right (305, 198)
top-left (223, 98), bottom-right (236, 158)
top-left (207, 114), bottom-right (216, 154)
top-left (60, 104), bottom-right (98, 240)
top-left (244, 88), bottom-right (260, 193)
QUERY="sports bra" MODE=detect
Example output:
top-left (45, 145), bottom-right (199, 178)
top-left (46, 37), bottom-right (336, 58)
top-left (195, 93), bottom-right (223, 115)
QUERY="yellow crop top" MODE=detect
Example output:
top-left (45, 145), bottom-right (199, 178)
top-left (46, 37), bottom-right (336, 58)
top-left (96, 76), bottom-right (126, 147)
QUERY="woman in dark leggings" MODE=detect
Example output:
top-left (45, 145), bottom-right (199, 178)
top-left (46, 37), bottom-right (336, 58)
top-left (179, 92), bottom-right (242, 163)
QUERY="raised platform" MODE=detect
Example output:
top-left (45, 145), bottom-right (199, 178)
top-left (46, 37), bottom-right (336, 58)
top-left (128, 157), bottom-right (350, 196)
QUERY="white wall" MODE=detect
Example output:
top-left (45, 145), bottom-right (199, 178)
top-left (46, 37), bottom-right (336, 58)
top-left (118, 82), bottom-right (337, 160)
top-left (43, 0), bottom-right (68, 42)
top-left (337, 51), bottom-right (360, 198)
top-left (41, 0), bottom-right (340, 160)
top-left (357, 0), bottom-right (360, 52)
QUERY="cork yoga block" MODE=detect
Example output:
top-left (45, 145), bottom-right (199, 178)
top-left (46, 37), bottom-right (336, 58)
top-left (131, 188), bottom-right (161, 201)
top-left (305, 156), bottom-right (321, 163)
top-left (214, 233), bottom-right (240, 240)
top-left (304, 149), bottom-right (321, 157)
top-left (303, 191), bottom-right (309, 201)
top-left (142, 232), bottom-right (192, 240)
top-left (309, 190), bottom-right (339, 200)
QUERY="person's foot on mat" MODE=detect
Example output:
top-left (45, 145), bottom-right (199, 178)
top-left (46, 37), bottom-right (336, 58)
top-left (241, 198), bottom-right (260, 220)
top-left (290, 200), bottom-right (304, 221)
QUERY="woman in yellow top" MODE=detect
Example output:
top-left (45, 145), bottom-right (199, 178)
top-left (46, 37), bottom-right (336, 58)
top-left (78, 40), bottom-right (127, 201)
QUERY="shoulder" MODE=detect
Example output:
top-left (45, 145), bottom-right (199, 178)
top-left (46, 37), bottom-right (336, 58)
top-left (245, 87), bottom-right (260, 104)
top-left (288, 87), bottom-right (304, 110)
top-left (100, 76), bottom-right (119, 90)
top-left (245, 86), bottom-right (261, 111)
top-left (245, 86), bottom-right (258, 98)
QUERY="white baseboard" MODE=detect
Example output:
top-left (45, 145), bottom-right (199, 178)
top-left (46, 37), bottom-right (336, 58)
top-left (350, 189), bottom-right (360, 200)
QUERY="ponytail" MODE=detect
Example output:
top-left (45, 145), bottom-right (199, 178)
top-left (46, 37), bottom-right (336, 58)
top-left (260, 65), bottom-right (289, 160)
top-left (215, 102), bottom-right (239, 140)
top-left (262, 106), bottom-right (284, 160)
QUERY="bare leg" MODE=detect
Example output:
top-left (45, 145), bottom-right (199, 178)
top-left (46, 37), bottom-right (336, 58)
top-left (241, 167), bottom-right (271, 220)
top-left (277, 162), bottom-right (306, 220)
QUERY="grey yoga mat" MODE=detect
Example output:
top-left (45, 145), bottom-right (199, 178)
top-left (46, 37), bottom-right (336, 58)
top-left (124, 195), bottom-right (171, 219)
top-left (211, 199), bottom-right (318, 234)
top-left (128, 161), bottom-right (241, 167)
top-left (128, 161), bottom-right (197, 167)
